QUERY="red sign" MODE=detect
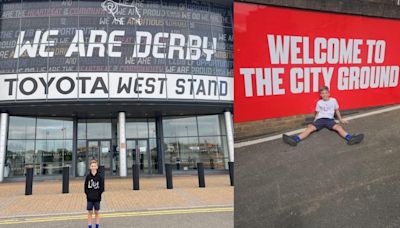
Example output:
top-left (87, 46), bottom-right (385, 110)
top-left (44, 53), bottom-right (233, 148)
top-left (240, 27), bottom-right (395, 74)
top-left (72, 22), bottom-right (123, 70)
top-left (234, 3), bottom-right (400, 122)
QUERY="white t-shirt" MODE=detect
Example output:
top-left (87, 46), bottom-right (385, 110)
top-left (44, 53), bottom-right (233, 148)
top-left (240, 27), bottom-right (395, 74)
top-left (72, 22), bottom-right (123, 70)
top-left (315, 98), bottom-right (339, 120)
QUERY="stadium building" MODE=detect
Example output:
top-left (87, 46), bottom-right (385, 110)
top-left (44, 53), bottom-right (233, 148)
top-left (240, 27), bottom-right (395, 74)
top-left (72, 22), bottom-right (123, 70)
top-left (0, 0), bottom-right (234, 181)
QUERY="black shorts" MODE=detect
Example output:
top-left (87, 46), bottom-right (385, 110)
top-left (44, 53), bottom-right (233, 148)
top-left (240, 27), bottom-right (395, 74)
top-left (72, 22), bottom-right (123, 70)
top-left (312, 118), bottom-right (337, 131)
top-left (87, 201), bottom-right (100, 211)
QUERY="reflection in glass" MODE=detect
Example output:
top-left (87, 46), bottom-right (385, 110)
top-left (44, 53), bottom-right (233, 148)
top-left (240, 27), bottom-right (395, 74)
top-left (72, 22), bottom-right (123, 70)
top-left (86, 119), bottom-right (112, 139)
top-left (36, 118), bottom-right (73, 139)
top-left (149, 138), bottom-right (158, 172)
top-left (126, 119), bottom-right (149, 138)
top-left (8, 116), bottom-right (36, 139)
top-left (197, 115), bottom-right (221, 136)
top-left (126, 140), bottom-right (135, 175)
top-left (77, 140), bottom-right (87, 176)
top-left (198, 136), bottom-right (228, 169)
top-left (163, 114), bottom-right (229, 171)
top-left (36, 139), bottom-right (72, 175)
top-left (78, 120), bottom-right (87, 139)
top-left (164, 137), bottom-right (199, 170)
top-left (127, 139), bottom-right (158, 174)
top-left (148, 120), bottom-right (156, 138)
top-left (163, 116), bottom-right (197, 137)
top-left (6, 140), bottom-right (35, 177)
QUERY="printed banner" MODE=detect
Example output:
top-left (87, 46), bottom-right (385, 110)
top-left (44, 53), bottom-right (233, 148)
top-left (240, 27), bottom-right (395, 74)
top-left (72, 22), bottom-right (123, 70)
top-left (0, 0), bottom-right (233, 103)
top-left (234, 3), bottom-right (400, 122)
top-left (0, 73), bottom-right (233, 101)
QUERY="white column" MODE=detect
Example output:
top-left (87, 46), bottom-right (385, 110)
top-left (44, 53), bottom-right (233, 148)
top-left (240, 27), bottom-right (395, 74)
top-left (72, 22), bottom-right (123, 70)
top-left (0, 113), bottom-right (9, 182)
top-left (118, 112), bottom-right (127, 177)
top-left (224, 111), bottom-right (234, 162)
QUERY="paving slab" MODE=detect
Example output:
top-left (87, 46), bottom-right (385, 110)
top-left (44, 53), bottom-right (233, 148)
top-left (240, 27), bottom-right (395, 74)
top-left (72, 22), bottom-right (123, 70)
top-left (0, 175), bottom-right (233, 219)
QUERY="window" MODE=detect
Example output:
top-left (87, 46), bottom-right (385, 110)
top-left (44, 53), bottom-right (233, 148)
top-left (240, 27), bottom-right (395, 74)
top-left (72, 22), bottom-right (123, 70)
top-left (8, 116), bottom-right (36, 139)
top-left (126, 119), bottom-right (149, 138)
top-left (36, 118), bottom-right (73, 139)
top-left (5, 116), bottom-right (73, 178)
top-left (86, 119), bottom-right (112, 139)
top-left (163, 114), bottom-right (229, 171)
top-left (163, 116), bottom-right (197, 137)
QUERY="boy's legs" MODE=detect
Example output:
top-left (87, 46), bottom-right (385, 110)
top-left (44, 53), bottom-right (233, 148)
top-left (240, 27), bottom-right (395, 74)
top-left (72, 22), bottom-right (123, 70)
top-left (88, 210), bottom-right (93, 226)
top-left (283, 124), bottom-right (317, 146)
top-left (95, 210), bottom-right (100, 226)
top-left (332, 124), bottom-right (348, 138)
top-left (298, 124), bottom-right (317, 140)
top-left (332, 124), bottom-right (364, 145)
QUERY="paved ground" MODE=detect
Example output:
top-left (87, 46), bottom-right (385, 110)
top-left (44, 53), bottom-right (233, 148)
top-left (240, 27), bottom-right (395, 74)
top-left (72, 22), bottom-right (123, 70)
top-left (0, 208), bottom-right (233, 228)
top-left (0, 174), bottom-right (233, 227)
top-left (235, 108), bottom-right (400, 228)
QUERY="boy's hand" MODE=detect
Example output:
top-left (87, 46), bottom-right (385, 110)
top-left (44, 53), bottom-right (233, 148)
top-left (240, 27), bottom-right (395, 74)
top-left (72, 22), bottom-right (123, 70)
top-left (340, 119), bottom-right (349, 124)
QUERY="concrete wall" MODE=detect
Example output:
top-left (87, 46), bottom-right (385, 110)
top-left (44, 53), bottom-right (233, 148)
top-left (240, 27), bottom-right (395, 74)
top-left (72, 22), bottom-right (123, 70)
top-left (233, 0), bottom-right (400, 140)
top-left (235, 114), bottom-right (309, 141)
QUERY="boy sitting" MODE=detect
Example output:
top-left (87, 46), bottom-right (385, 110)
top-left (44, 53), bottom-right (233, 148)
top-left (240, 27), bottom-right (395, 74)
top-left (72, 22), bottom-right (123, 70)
top-left (283, 86), bottom-right (364, 146)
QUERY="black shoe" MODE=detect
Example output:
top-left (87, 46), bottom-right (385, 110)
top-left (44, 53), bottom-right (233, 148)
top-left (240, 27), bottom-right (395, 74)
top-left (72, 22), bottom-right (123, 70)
top-left (283, 134), bottom-right (298, 146)
top-left (347, 134), bottom-right (364, 145)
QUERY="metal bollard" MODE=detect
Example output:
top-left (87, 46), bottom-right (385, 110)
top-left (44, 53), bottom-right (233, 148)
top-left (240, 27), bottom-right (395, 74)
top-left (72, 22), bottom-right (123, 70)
top-left (228, 162), bottom-right (234, 186)
top-left (197, 162), bottom-right (205, 188)
top-left (165, 164), bottom-right (173, 189)
top-left (133, 164), bottom-right (140, 190)
top-left (62, 166), bottom-right (70, 194)
top-left (25, 167), bottom-right (34, 195)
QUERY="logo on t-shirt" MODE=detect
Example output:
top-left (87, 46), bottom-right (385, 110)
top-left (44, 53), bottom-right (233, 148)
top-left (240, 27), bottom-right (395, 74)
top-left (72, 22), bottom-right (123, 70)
top-left (88, 179), bottom-right (100, 189)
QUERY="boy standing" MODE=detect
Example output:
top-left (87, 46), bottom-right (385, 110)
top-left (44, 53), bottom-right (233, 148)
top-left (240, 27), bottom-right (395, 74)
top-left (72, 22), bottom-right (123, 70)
top-left (85, 160), bottom-right (104, 228)
top-left (283, 86), bottom-right (364, 146)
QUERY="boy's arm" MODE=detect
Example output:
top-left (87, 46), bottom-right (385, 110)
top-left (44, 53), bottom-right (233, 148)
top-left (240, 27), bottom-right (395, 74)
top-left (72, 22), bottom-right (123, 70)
top-left (335, 109), bottom-right (348, 124)
top-left (100, 177), bottom-right (105, 193)
top-left (314, 101), bottom-right (320, 121)
top-left (84, 176), bottom-right (88, 195)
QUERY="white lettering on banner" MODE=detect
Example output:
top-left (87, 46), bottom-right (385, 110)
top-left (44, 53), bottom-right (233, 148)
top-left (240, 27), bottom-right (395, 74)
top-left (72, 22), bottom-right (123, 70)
top-left (290, 67), bottom-right (334, 94)
top-left (239, 66), bottom-right (400, 96)
top-left (239, 34), bottom-right (400, 98)
top-left (14, 30), bottom-right (217, 61)
top-left (0, 73), bottom-right (233, 101)
top-left (338, 66), bottom-right (399, 90)
top-left (14, 30), bottom-right (59, 58)
top-left (267, 35), bottom-right (364, 64)
top-left (239, 68), bottom-right (285, 96)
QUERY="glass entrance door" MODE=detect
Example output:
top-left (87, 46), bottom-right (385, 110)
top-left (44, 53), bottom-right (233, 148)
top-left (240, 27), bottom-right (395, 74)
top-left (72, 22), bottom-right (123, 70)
top-left (127, 139), bottom-right (156, 174)
top-left (87, 140), bottom-right (111, 175)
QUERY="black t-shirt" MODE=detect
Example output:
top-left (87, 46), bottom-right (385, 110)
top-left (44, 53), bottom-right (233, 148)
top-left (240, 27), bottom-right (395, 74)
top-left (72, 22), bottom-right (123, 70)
top-left (84, 171), bottom-right (104, 202)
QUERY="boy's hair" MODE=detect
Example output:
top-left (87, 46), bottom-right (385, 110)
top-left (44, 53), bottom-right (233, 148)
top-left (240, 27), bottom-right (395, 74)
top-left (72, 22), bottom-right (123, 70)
top-left (90, 159), bottom-right (98, 166)
top-left (319, 86), bottom-right (329, 93)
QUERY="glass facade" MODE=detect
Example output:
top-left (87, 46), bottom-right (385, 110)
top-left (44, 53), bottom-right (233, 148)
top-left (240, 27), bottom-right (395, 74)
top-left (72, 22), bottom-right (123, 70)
top-left (124, 119), bottom-right (158, 174)
top-left (163, 114), bottom-right (228, 171)
top-left (4, 114), bottom-right (229, 178)
top-left (77, 119), bottom-right (117, 177)
top-left (6, 117), bottom-right (73, 177)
